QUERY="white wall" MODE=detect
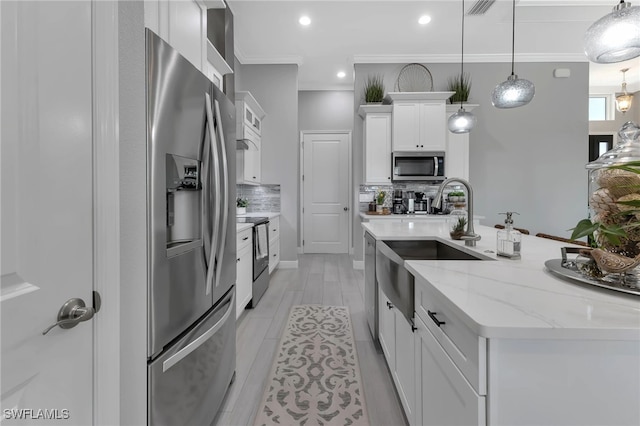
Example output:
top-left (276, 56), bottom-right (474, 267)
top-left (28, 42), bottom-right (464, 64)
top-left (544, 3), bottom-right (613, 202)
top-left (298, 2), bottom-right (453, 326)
top-left (235, 64), bottom-right (299, 262)
top-left (118, 2), bottom-right (147, 424)
top-left (353, 62), bottom-right (589, 260)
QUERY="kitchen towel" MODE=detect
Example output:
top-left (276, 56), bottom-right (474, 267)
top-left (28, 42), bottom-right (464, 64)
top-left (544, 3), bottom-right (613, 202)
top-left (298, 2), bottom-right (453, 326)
top-left (256, 223), bottom-right (268, 259)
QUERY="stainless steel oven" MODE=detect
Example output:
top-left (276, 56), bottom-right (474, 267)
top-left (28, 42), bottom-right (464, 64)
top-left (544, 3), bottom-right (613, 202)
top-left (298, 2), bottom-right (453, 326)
top-left (392, 151), bottom-right (445, 182)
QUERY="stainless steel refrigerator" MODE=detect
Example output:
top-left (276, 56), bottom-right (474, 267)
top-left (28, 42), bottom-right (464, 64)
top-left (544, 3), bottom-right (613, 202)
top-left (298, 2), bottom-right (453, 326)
top-left (145, 29), bottom-right (236, 426)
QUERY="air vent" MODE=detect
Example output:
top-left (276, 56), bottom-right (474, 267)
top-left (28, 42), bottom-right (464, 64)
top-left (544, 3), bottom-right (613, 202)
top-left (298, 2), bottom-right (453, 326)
top-left (466, 0), bottom-right (496, 15)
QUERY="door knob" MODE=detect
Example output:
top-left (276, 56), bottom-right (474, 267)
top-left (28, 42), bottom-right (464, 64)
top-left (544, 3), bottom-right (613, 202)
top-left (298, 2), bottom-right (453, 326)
top-left (42, 292), bottom-right (101, 335)
top-left (343, 207), bottom-right (348, 211)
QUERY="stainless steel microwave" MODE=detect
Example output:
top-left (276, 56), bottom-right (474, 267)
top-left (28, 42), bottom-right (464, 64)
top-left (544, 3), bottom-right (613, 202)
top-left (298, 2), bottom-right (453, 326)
top-left (392, 151), bottom-right (445, 181)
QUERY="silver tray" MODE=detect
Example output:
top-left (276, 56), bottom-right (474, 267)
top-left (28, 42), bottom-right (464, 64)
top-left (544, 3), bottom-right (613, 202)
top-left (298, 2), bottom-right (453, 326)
top-left (545, 258), bottom-right (640, 297)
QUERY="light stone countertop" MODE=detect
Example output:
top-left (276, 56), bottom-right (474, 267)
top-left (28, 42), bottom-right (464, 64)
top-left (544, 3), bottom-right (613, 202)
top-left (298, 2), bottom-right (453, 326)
top-left (362, 220), bottom-right (640, 341)
top-left (237, 212), bottom-right (280, 219)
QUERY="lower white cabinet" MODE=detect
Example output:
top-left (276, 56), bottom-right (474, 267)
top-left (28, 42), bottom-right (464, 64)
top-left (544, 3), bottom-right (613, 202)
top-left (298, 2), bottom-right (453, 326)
top-left (414, 315), bottom-right (485, 426)
top-left (236, 228), bottom-right (252, 320)
top-left (378, 288), bottom-right (415, 424)
top-left (268, 215), bottom-right (280, 273)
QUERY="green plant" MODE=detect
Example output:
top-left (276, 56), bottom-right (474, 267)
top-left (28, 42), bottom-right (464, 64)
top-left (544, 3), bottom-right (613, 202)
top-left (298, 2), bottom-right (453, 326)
top-left (376, 190), bottom-right (386, 205)
top-left (447, 72), bottom-right (471, 104)
top-left (236, 197), bottom-right (248, 208)
top-left (364, 74), bottom-right (385, 103)
top-left (450, 216), bottom-right (467, 240)
top-left (449, 190), bottom-right (465, 197)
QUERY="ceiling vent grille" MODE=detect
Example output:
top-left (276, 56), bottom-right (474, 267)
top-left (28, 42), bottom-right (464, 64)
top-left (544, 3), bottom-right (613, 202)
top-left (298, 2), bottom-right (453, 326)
top-left (466, 0), bottom-right (496, 15)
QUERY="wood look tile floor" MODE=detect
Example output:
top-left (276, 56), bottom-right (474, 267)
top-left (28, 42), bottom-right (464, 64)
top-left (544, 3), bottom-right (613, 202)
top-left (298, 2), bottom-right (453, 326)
top-left (214, 253), bottom-right (407, 426)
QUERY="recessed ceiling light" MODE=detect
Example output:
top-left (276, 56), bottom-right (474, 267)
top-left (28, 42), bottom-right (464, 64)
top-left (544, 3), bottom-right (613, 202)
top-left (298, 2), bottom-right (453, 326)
top-left (418, 15), bottom-right (431, 25)
top-left (337, 71), bottom-right (346, 79)
top-left (299, 16), bottom-right (311, 26)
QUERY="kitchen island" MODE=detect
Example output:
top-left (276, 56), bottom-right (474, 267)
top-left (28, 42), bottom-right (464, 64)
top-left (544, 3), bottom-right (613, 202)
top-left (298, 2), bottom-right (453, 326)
top-left (363, 220), bottom-right (640, 426)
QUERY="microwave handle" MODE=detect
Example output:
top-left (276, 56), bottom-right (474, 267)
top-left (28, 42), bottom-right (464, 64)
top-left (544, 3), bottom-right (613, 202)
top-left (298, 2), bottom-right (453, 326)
top-left (433, 156), bottom-right (439, 177)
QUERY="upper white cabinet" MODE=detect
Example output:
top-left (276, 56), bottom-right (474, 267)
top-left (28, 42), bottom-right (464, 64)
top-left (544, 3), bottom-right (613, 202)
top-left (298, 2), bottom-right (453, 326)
top-left (358, 105), bottom-right (392, 185)
top-left (385, 92), bottom-right (454, 152)
top-left (144, 0), bottom-right (232, 86)
top-left (236, 91), bottom-right (266, 185)
top-left (445, 104), bottom-right (477, 181)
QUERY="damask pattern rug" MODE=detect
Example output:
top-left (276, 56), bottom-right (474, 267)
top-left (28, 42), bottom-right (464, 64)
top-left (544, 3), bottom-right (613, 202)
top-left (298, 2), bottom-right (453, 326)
top-left (253, 305), bottom-right (369, 426)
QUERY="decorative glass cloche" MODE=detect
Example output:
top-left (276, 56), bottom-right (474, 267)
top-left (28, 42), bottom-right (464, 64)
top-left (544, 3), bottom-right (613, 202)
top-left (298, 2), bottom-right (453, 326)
top-left (580, 121), bottom-right (640, 285)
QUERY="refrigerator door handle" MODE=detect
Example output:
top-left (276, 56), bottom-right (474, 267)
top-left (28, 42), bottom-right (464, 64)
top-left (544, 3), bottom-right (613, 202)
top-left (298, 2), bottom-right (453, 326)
top-left (204, 93), bottom-right (221, 296)
top-left (161, 292), bottom-right (234, 373)
top-left (201, 108), bottom-right (213, 277)
top-left (213, 99), bottom-right (228, 289)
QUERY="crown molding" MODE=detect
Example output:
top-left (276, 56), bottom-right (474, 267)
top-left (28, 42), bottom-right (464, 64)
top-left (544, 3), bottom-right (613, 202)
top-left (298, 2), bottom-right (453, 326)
top-left (352, 53), bottom-right (588, 63)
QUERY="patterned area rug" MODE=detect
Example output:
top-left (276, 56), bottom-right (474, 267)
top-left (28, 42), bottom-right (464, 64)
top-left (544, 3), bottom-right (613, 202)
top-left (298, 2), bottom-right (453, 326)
top-left (253, 305), bottom-right (369, 426)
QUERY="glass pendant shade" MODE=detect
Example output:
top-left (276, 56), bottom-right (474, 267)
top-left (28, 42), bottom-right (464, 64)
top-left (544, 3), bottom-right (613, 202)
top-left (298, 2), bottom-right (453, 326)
top-left (491, 74), bottom-right (536, 108)
top-left (448, 107), bottom-right (477, 133)
top-left (584, 1), bottom-right (640, 64)
top-left (617, 91), bottom-right (634, 113)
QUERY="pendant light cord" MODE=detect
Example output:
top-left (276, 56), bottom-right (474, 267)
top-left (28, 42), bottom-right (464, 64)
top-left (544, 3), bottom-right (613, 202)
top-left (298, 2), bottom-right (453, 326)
top-left (460, 0), bottom-right (465, 107)
top-left (511, 0), bottom-right (516, 76)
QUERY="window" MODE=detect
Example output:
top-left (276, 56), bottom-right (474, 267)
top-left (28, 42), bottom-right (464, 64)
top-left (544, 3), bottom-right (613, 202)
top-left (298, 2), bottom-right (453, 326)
top-left (589, 94), bottom-right (614, 121)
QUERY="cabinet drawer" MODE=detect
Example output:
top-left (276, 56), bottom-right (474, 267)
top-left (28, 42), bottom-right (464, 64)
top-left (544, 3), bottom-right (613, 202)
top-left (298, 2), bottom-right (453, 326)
top-left (268, 216), bottom-right (280, 241)
top-left (415, 278), bottom-right (486, 395)
top-left (236, 228), bottom-right (252, 252)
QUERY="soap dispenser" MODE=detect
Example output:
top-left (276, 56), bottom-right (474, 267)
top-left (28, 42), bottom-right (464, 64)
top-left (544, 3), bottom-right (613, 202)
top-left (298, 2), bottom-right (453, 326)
top-left (496, 212), bottom-right (521, 259)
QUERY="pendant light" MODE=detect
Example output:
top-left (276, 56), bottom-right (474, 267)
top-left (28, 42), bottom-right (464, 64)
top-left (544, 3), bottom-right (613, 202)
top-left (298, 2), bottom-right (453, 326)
top-left (448, 0), bottom-right (477, 134)
top-left (584, 1), bottom-right (640, 64)
top-left (616, 68), bottom-right (634, 113)
top-left (491, 0), bottom-right (535, 109)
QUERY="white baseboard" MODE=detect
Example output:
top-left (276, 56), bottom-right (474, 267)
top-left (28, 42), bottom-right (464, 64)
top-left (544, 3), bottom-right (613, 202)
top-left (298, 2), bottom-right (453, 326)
top-left (278, 260), bottom-right (299, 269)
top-left (353, 260), bottom-right (364, 270)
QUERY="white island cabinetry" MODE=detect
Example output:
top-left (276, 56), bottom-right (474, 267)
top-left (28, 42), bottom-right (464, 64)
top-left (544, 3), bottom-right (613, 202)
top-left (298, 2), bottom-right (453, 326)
top-left (362, 221), bottom-right (640, 426)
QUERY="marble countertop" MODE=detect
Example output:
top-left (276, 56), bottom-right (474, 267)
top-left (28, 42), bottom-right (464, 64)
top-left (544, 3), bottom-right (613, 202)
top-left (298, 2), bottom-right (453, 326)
top-left (237, 212), bottom-right (280, 219)
top-left (359, 212), bottom-right (484, 221)
top-left (236, 223), bottom-right (253, 232)
top-left (362, 221), bottom-right (640, 341)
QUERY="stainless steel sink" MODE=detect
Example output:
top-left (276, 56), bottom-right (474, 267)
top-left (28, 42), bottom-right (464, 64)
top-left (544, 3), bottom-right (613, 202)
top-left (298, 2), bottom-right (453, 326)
top-left (376, 239), bottom-right (490, 328)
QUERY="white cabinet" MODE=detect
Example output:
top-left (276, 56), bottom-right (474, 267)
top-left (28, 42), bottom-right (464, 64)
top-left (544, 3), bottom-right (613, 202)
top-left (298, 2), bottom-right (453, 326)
top-left (445, 104), bottom-right (478, 180)
top-left (385, 92), bottom-right (454, 152)
top-left (358, 105), bottom-right (392, 185)
top-left (145, 1), bottom-right (231, 86)
top-left (378, 287), bottom-right (416, 424)
top-left (268, 215), bottom-right (280, 273)
top-left (414, 315), bottom-right (486, 426)
top-left (236, 91), bottom-right (266, 185)
top-left (236, 227), bottom-right (253, 319)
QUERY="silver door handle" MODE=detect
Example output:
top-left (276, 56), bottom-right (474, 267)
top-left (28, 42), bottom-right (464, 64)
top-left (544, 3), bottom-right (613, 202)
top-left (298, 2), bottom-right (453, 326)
top-left (42, 294), bottom-right (100, 335)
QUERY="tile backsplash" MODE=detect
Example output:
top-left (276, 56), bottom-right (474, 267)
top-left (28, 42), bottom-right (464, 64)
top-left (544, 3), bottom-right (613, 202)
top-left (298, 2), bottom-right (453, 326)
top-left (237, 184), bottom-right (281, 213)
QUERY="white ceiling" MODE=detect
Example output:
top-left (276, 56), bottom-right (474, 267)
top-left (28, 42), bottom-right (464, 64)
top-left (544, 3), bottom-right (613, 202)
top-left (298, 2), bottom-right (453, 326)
top-left (227, 0), bottom-right (640, 93)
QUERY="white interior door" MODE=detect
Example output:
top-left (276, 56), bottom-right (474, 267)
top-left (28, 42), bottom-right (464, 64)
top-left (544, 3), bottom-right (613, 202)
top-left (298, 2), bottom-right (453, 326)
top-left (302, 132), bottom-right (350, 253)
top-left (1, 2), bottom-right (95, 423)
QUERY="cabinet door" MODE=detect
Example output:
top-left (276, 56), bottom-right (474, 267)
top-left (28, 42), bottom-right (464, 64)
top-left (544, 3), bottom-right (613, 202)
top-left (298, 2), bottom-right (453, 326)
top-left (415, 316), bottom-right (485, 426)
top-left (392, 103), bottom-right (421, 151)
top-left (419, 103), bottom-right (446, 151)
top-left (364, 113), bottom-right (392, 184)
top-left (236, 244), bottom-right (252, 319)
top-left (394, 310), bottom-right (416, 425)
top-left (243, 138), bottom-right (261, 183)
top-left (378, 288), bottom-right (396, 370)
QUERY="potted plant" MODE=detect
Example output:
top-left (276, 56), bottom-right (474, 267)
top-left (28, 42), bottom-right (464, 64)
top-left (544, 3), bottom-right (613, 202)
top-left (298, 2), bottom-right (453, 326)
top-left (376, 190), bottom-right (386, 212)
top-left (450, 216), bottom-right (467, 240)
top-left (236, 197), bottom-right (248, 215)
top-left (447, 72), bottom-right (471, 104)
top-left (364, 74), bottom-right (385, 104)
top-left (448, 190), bottom-right (465, 202)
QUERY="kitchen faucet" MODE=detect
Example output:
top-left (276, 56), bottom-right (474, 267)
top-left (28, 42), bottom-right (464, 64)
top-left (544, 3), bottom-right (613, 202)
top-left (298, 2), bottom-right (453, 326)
top-left (433, 177), bottom-right (481, 247)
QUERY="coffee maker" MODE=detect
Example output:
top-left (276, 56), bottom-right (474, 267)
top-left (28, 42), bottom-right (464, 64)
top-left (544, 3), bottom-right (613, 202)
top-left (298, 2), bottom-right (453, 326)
top-left (414, 192), bottom-right (431, 214)
top-left (392, 190), bottom-right (404, 214)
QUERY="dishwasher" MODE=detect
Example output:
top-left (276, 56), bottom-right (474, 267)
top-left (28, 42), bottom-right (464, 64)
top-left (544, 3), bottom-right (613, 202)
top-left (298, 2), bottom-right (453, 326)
top-left (364, 231), bottom-right (380, 349)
